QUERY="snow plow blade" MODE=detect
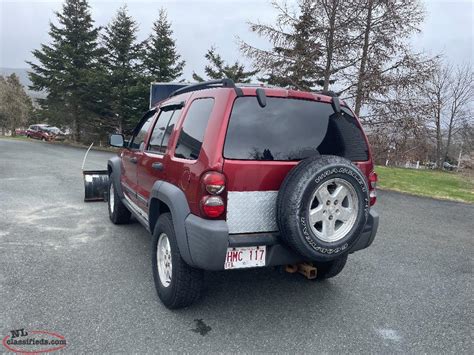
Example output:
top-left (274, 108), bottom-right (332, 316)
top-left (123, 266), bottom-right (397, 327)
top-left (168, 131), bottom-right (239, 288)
top-left (83, 170), bottom-right (109, 202)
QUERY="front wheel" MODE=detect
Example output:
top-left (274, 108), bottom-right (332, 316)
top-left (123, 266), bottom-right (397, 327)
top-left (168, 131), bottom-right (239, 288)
top-left (152, 213), bottom-right (203, 309)
top-left (108, 177), bottom-right (131, 224)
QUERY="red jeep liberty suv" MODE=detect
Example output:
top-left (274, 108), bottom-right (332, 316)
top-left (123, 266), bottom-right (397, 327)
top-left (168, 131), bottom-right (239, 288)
top-left (107, 79), bottom-right (379, 309)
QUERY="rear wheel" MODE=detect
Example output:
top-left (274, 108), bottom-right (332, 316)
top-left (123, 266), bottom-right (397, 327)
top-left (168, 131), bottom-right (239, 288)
top-left (108, 177), bottom-right (131, 224)
top-left (314, 254), bottom-right (348, 280)
top-left (152, 213), bottom-right (203, 309)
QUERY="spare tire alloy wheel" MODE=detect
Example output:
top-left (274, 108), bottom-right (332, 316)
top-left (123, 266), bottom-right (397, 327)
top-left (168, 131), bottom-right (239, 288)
top-left (309, 178), bottom-right (358, 243)
top-left (277, 155), bottom-right (369, 262)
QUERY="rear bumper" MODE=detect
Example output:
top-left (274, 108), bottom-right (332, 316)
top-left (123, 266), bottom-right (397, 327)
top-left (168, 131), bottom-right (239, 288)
top-left (185, 210), bottom-right (379, 270)
top-left (349, 210), bottom-right (379, 253)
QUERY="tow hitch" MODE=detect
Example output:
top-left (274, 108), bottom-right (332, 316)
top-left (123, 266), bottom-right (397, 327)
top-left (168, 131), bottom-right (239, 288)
top-left (82, 143), bottom-right (109, 202)
top-left (286, 263), bottom-right (317, 280)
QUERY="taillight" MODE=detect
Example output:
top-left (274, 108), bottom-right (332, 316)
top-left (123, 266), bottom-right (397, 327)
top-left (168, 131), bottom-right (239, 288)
top-left (200, 171), bottom-right (226, 218)
top-left (202, 171), bottom-right (225, 195)
top-left (201, 196), bottom-right (225, 218)
top-left (368, 171), bottom-right (377, 206)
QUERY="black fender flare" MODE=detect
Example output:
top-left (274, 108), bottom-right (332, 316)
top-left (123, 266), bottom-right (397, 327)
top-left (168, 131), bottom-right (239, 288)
top-left (148, 181), bottom-right (193, 266)
top-left (107, 156), bottom-right (124, 197)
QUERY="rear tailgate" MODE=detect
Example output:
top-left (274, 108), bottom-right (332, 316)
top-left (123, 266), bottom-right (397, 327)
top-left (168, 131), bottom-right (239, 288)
top-left (224, 160), bottom-right (296, 234)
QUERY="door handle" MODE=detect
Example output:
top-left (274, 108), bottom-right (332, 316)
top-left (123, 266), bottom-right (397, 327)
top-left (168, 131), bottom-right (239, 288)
top-left (129, 157), bottom-right (138, 164)
top-left (152, 162), bottom-right (164, 171)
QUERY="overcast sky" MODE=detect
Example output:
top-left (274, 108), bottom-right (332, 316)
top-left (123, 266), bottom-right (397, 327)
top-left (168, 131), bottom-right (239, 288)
top-left (1, 0), bottom-right (472, 79)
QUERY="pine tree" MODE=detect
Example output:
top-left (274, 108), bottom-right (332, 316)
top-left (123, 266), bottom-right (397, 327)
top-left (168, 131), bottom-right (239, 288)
top-left (0, 74), bottom-right (33, 136)
top-left (143, 8), bottom-right (185, 82)
top-left (28, 0), bottom-right (102, 142)
top-left (272, 1), bottom-right (323, 90)
top-left (101, 6), bottom-right (147, 133)
top-left (192, 47), bottom-right (258, 83)
top-left (241, 1), bottom-right (323, 90)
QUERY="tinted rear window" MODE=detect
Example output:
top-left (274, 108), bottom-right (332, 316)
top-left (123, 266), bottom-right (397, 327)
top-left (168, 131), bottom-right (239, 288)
top-left (224, 97), bottom-right (369, 161)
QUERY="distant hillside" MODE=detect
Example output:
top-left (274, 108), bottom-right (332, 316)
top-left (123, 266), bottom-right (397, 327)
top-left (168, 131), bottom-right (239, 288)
top-left (0, 67), bottom-right (46, 100)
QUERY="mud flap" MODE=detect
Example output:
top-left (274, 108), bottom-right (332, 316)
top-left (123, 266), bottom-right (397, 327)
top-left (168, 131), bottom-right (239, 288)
top-left (83, 170), bottom-right (109, 202)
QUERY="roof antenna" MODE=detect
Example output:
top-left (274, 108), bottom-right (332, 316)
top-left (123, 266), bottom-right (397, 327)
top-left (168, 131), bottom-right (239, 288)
top-left (256, 88), bottom-right (267, 108)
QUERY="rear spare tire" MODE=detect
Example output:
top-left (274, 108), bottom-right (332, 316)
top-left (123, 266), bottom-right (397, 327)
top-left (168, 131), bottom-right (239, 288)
top-left (277, 155), bottom-right (369, 262)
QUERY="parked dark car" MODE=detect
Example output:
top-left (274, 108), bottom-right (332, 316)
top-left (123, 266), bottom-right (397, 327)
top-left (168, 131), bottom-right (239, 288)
top-left (443, 161), bottom-right (456, 171)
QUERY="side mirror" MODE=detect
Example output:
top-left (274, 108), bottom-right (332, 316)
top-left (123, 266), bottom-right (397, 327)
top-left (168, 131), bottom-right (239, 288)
top-left (109, 134), bottom-right (124, 148)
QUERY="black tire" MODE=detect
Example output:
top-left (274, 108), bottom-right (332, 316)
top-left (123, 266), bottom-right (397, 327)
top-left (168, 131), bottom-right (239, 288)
top-left (151, 213), bottom-right (203, 309)
top-left (277, 155), bottom-right (369, 262)
top-left (41, 137), bottom-right (46, 141)
top-left (314, 254), bottom-right (348, 280)
top-left (108, 176), bottom-right (131, 224)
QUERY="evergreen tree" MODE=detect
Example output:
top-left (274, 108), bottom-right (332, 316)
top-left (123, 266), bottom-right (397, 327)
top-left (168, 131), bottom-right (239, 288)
top-left (143, 8), bottom-right (185, 82)
top-left (101, 6), bottom-right (147, 133)
top-left (267, 1), bottom-right (323, 90)
top-left (192, 47), bottom-right (258, 83)
top-left (28, 0), bottom-right (102, 142)
top-left (0, 74), bottom-right (33, 136)
top-left (241, 1), bottom-right (323, 90)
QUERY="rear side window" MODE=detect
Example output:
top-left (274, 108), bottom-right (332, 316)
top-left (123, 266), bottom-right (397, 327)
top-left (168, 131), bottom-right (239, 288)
top-left (161, 107), bottom-right (182, 149)
top-left (174, 98), bottom-right (214, 160)
top-left (148, 110), bottom-right (174, 153)
top-left (224, 97), bottom-right (369, 161)
top-left (148, 107), bottom-right (183, 153)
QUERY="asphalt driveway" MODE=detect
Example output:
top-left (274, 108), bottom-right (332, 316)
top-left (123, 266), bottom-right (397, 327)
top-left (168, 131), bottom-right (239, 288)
top-left (0, 138), bottom-right (472, 353)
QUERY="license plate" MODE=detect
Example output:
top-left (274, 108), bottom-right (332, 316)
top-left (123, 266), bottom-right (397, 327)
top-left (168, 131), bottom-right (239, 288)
top-left (224, 246), bottom-right (266, 269)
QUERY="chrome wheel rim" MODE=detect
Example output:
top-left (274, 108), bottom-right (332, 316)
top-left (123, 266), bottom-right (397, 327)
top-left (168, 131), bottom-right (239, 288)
top-left (109, 183), bottom-right (115, 213)
top-left (308, 178), bottom-right (359, 243)
top-left (157, 233), bottom-right (172, 288)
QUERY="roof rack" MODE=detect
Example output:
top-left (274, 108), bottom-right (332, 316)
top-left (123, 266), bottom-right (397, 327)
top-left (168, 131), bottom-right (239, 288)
top-left (169, 78), bottom-right (243, 98)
